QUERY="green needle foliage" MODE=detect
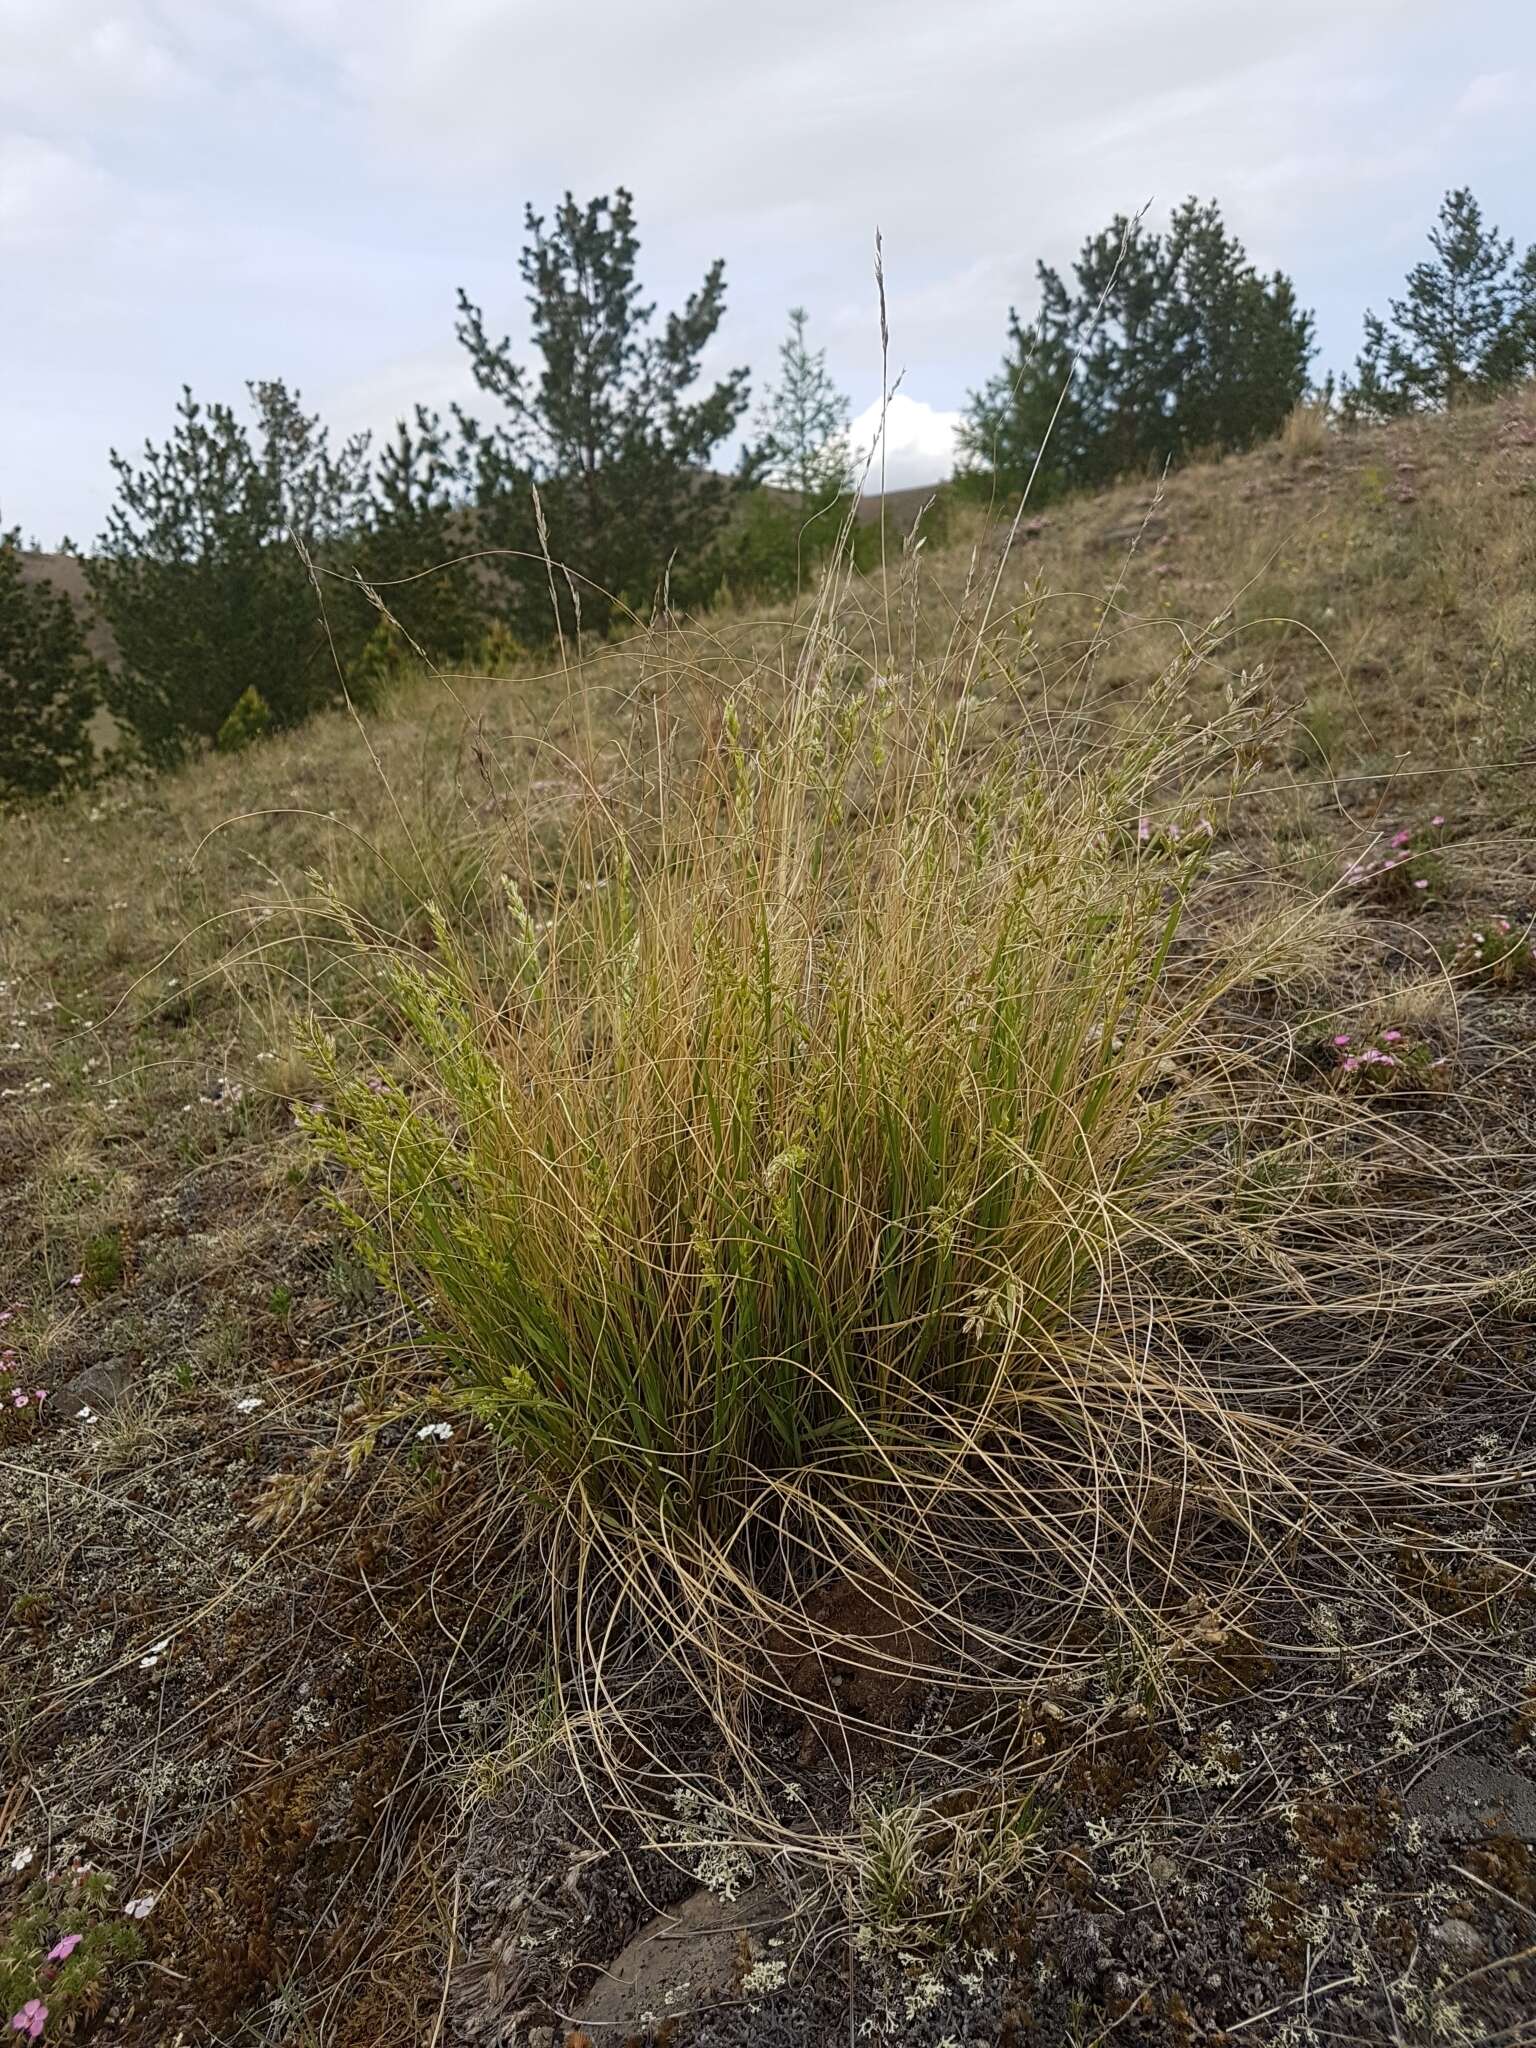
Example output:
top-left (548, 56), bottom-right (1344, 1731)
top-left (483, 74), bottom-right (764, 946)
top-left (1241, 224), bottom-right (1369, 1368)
top-left (959, 197), bottom-right (1314, 502)
top-left (455, 188), bottom-right (751, 640)
top-left (1346, 187), bottom-right (1536, 419)
top-left (748, 305), bottom-right (853, 505)
top-left (86, 381), bottom-right (371, 764)
top-left (355, 405), bottom-right (488, 667)
top-left (0, 527), bottom-right (101, 801)
top-left (724, 306), bottom-right (865, 599)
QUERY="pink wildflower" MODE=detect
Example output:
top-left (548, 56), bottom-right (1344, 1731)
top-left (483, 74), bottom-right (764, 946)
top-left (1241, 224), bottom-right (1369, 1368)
top-left (1382, 1030), bottom-right (1403, 1043)
top-left (1391, 829), bottom-right (1412, 848)
top-left (123, 1895), bottom-right (156, 1920)
top-left (1413, 878), bottom-right (1429, 890)
top-left (1430, 815), bottom-right (1445, 827)
top-left (46, 1934), bottom-right (82, 1963)
top-left (1341, 1056), bottom-right (1360, 1073)
top-left (65, 1274), bottom-right (82, 1289)
top-left (10, 2002), bottom-right (47, 2041)
top-left (1333, 1034), bottom-right (1352, 1047)
top-left (1137, 818), bottom-right (1151, 843)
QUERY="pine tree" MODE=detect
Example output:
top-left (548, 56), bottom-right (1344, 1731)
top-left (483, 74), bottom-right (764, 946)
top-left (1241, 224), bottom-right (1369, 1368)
top-left (959, 199), bottom-right (1314, 501)
top-left (86, 383), bottom-right (371, 763)
top-left (748, 307), bottom-right (852, 504)
top-left (1346, 188), bottom-right (1536, 419)
top-left (454, 189), bottom-right (750, 638)
top-left (355, 407), bottom-right (486, 664)
top-left (0, 528), bottom-right (101, 801)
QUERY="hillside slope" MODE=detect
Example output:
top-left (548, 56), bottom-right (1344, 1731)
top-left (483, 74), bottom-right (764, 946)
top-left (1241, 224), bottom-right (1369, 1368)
top-left (4, 394), bottom-right (1536, 2047)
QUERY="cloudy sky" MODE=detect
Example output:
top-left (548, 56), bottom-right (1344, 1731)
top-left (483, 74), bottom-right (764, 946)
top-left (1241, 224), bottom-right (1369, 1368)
top-left (3, 0), bottom-right (1534, 544)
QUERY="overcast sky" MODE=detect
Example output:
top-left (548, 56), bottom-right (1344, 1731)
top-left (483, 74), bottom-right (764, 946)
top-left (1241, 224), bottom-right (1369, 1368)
top-left (3, 1), bottom-right (1534, 545)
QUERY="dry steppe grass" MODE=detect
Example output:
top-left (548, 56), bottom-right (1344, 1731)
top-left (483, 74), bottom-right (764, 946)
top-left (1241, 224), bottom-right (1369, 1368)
top-left (4, 391), bottom-right (1536, 2046)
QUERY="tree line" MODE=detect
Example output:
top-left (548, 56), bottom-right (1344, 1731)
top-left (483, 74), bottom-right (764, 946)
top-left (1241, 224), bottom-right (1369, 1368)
top-left (4, 184), bottom-right (1535, 801)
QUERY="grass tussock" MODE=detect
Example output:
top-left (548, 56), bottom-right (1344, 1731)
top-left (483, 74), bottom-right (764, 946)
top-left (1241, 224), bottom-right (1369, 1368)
top-left (305, 653), bottom-right (1259, 1529)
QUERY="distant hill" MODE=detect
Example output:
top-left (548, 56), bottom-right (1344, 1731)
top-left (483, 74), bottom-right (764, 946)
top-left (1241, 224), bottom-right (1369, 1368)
top-left (850, 481), bottom-right (948, 529)
top-left (16, 548), bottom-right (116, 661)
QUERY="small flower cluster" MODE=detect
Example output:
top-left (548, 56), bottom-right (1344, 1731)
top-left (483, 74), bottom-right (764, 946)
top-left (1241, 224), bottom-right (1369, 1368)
top-left (2, 1862), bottom-right (148, 2042)
top-left (1330, 1028), bottom-right (1446, 1094)
top-left (1341, 816), bottom-right (1445, 906)
top-left (0, 1329), bottom-right (47, 1437)
top-left (1453, 916), bottom-right (1536, 989)
top-left (1130, 813), bottom-right (1216, 861)
top-left (2, 1366), bottom-right (47, 1414)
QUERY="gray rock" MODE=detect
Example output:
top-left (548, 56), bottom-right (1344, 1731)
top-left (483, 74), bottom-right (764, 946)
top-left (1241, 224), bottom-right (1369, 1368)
top-left (58, 1359), bottom-right (129, 1416)
top-left (1431, 1918), bottom-right (1485, 1960)
top-left (1408, 1755), bottom-right (1536, 1839)
top-left (574, 1884), bottom-right (783, 2034)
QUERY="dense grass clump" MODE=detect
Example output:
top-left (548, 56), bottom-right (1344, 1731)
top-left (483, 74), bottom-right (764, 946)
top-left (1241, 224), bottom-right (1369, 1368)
top-left (304, 645), bottom-right (1259, 1544)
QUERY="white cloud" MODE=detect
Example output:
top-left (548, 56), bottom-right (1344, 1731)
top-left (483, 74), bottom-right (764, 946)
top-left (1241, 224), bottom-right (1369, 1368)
top-left (847, 394), bottom-right (961, 491)
top-left (1452, 70), bottom-right (1530, 119)
top-left (0, 137), bottom-right (110, 249)
top-left (0, 0), bottom-right (198, 115)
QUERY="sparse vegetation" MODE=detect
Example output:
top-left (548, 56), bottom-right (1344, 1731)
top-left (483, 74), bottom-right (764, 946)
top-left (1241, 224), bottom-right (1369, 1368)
top-left (6, 376), bottom-right (1536, 2048)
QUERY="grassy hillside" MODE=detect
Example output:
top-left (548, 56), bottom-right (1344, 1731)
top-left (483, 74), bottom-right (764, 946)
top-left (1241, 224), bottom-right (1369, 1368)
top-left (4, 394), bottom-right (1536, 2047)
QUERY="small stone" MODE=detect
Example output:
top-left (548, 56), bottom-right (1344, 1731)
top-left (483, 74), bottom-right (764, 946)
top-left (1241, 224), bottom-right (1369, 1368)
top-left (59, 1360), bottom-right (129, 1416)
top-left (1431, 1918), bottom-right (1485, 1959)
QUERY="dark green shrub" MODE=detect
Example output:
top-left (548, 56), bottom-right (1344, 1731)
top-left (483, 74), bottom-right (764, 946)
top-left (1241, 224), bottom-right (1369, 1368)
top-left (0, 529), bottom-right (101, 801)
top-left (87, 381), bottom-right (371, 764)
top-left (959, 197), bottom-right (1314, 502)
